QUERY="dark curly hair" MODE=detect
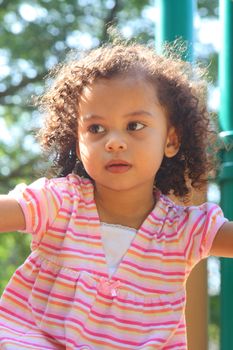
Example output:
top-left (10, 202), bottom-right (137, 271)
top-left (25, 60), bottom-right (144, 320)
top-left (37, 41), bottom-right (218, 197)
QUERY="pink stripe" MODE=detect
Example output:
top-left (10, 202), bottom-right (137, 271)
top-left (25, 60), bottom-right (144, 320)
top-left (88, 308), bottom-right (180, 327)
top-left (61, 190), bottom-right (80, 198)
top-left (5, 288), bottom-right (29, 302)
top-left (31, 287), bottom-right (75, 302)
top-left (74, 215), bottom-right (99, 221)
top-left (123, 260), bottom-right (185, 276)
top-left (46, 226), bottom-right (67, 234)
top-left (59, 207), bottom-right (99, 222)
top-left (131, 243), bottom-right (184, 257)
top-left (34, 290), bottom-right (73, 303)
top-left (62, 191), bottom-right (95, 205)
top-left (118, 296), bottom-right (184, 308)
top-left (116, 294), bottom-right (185, 308)
top-left (78, 198), bottom-right (95, 205)
top-left (156, 231), bottom-right (182, 240)
top-left (27, 189), bottom-right (42, 235)
top-left (1, 337), bottom-right (61, 350)
top-left (30, 277), bottom-right (96, 301)
top-left (177, 214), bottom-right (189, 231)
top-left (184, 212), bottom-right (206, 256)
top-left (30, 306), bottom-right (65, 321)
top-left (15, 270), bottom-right (35, 285)
top-left (116, 278), bottom-right (175, 294)
top-left (66, 227), bottom-right (99, 240)
top-left (0, 321), bottom-right (28, 335)
top-left (199, 205), bottom-right (218, 255)
top-left (50, 185), bottom-right (63, 206)
top-left (31, 298), bottom-right (176, 348)
top-left (0, 306), bottom-right (35, 326)
top-left (150, 211), bottom-right (180, 225)
top-left (46, 225), bottom-right (99, 237)
top-left (139, 226), bottom-right (182, 241)
top-left (139, 226), bottom-right (156, 235)
top-left (33, 263), bottom-right (105, 282)
top-left (58, 207), bottom-right (72, 215)
top-left (65, 317), bottom-right (167, 346)
top-left (163, 342), bottom-right (186, 349)
top-left (61, 247), bottom-right (103, 256)
top-left (40, 242), bottom-right (104, 258)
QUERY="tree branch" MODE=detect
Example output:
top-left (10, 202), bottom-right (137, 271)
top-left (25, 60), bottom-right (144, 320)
top-left (1, 0), bottom-right (12, 9)
top-left (0, 71), bottom-right (47, 101)
top-left (100, 0), bottom-right (122, 44)
top-left (0, 156), bottom-right (41, 183)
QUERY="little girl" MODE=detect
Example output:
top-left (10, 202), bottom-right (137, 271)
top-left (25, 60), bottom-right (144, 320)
top-left (0, 42), bottom-right (232, 350)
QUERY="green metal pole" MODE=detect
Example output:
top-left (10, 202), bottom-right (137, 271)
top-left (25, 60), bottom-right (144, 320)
top-left (156, 0), bottom-right (195, 61)
top-left (156, 2), bottom-right (210, 350)
top-left (219, 0), bottom-right (233, 349)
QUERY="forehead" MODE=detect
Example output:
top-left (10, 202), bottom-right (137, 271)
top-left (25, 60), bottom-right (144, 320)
top-left (79, 74), bottom-right (160, 108)
top-left (77, 74), bottom-right (169, 127)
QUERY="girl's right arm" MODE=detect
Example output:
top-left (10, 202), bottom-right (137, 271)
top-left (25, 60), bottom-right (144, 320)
top-left (0, 195), bottom-right (26, 232)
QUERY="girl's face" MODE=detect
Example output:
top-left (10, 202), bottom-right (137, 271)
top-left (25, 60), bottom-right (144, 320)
top-left (76, 75), bottom-right (179, 194)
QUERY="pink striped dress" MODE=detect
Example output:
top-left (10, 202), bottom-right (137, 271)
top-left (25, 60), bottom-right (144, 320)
top-left (0, 174), bottom-right (227, 349)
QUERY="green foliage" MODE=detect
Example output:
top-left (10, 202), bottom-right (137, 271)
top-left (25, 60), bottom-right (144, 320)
top-left (209, 294), bottom-right (220, 327)
top-left (209, 294), bottom-right (220, 348)
top-left (0, 232), bottom-right (30, 294)
top-left (198, 0), bottom-right (219, 17)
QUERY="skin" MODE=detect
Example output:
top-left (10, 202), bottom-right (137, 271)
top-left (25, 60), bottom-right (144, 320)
top-left (76, 74), bottom-right (179, 229)
top-left (0, 74), bottom-right (232, 257)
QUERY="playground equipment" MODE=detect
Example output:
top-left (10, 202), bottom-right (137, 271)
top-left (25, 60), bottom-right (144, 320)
top-left (156, 1), bottom-right (207, 349)
top-left (156, 0), bottom-right (233, 349)
top-left (156, 0), bottom-right (194, 61)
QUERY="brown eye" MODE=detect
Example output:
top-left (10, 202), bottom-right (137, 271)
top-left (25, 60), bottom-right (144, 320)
top-left (127, 122), bottom-right (145, 131)
top-left (88, 124), bottom-right (105, 134)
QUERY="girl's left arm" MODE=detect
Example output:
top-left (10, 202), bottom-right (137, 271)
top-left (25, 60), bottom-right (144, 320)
top-left (210, 222), bottom-right (233, 257)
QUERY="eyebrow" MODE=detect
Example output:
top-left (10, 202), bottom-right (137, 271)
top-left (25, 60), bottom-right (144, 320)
top-left (81, 110), bottom-right (153, 121)
top-left (125, 110), bottom-right (153, 117)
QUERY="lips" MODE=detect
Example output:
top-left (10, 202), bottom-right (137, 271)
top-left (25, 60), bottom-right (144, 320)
top-left (105, 160), bottom-right (132, 174)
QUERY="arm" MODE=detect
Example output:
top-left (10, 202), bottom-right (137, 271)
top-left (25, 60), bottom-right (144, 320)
top-left (0, 195), bottom-right (25, 232)
top-left (210, 222), bottom-right (233, 257)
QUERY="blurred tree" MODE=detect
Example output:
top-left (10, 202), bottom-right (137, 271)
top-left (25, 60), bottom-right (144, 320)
top-left (198, 0), bottom-right (218, 17)
top-left (0, 0), bottom-right (219, 293)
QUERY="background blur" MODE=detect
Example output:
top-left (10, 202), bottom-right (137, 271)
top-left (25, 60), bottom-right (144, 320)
top-left (0, 0), bottom-right (220, 347)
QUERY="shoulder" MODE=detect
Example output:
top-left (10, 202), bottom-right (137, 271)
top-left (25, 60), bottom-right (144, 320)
top-left (44, 174), bottom-right (95, 201)
top-left (160, 194), bottom-right (223, 218)
top-left (10, 174), bottom-right (95, 203)
top-left (159, 195), bottom-right (227, 262)
top-left (48, 174), bottom-right (92, 190)
top-left (159, 194), bottom-right (225, 228)
top-left (181, 202), bottom-right (225, 226)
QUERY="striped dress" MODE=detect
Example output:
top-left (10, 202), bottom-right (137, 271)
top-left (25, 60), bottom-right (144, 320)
top-left (0, 174), bottom-right (227, 349)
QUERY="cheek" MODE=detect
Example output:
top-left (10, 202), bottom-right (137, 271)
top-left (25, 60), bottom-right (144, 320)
top-left (77, 139), bottom-right (100, 170)
top-left (78, 143), bottom-right (90, 162)
top-left (77, 133), bottom-right (90, 159)
top-left (77, 143), bottom-right (96, 176)
top-left (139, 136), bottom-right (166, 166)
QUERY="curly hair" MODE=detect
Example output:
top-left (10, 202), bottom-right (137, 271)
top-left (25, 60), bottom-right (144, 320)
top-left (36, 41), bottom-right (218, 197)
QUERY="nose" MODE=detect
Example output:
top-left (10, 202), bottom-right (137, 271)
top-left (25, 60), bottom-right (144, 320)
top-left (105, 132), bottom-right (127, 152)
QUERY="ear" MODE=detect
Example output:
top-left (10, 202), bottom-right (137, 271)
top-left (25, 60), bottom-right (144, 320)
top-left (164, 126), bottom-right (180, 158)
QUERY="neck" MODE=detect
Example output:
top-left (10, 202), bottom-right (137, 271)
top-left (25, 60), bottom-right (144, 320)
top-left (94, 184), bottom-right (155, 230)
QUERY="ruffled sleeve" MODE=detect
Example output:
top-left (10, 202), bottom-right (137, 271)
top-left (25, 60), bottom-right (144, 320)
top-left (179, 202), bottom-right (228, 268)
top-left (9, 177), bottom-right (63, 244)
